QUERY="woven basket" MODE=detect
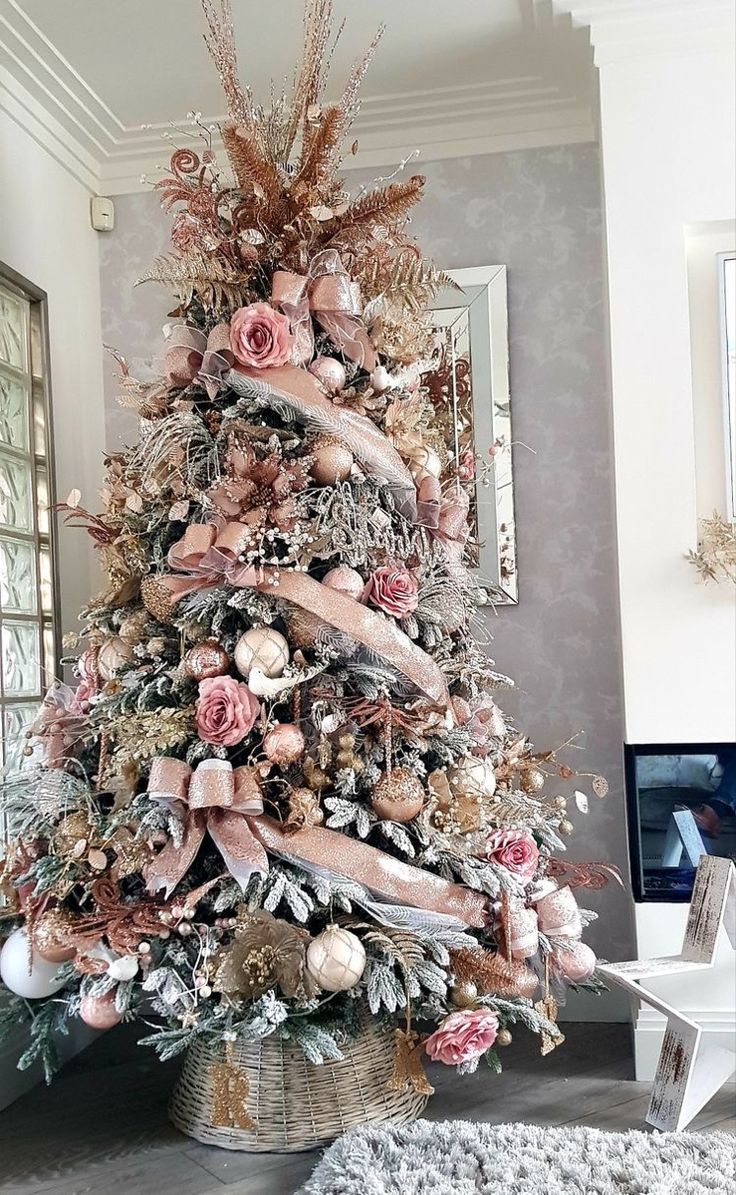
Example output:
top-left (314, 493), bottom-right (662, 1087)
top-left (168, 1014), bottom-right (429, 1152)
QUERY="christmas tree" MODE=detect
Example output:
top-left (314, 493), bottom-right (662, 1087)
top-left (0, 0), bottom-right (611, 1099)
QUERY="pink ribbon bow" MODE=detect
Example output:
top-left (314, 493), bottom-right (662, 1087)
top-left (164, 324), bottom-right (234, 399)
top-left (416, 477), bottom-right (471, 564)
top-left (271, 248), bottom-right (377, 371)
top-left (145, 757), bottom-right (269, 897)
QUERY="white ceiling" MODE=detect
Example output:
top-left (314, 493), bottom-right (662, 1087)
top-left (1, 0), bottom-right (596, 194)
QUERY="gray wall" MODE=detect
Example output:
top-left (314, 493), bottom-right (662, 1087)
top-left (99, 144), bottom-right (633, 1016)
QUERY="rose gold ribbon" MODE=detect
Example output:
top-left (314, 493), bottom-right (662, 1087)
top-left (271, 249), bottom-right (376, 371)
top-left (145, 758), bottom-right (487, 926)
top-left (145, 757), bottom-right (269, 896)
top-left (148, 522), bottom-right (451, 710)
top-left (416, 478), bottom-right (470, 564)
top-left (229, 363), bottom-right (417, 518)
top-left (164, 324), bottom-right (234, 399)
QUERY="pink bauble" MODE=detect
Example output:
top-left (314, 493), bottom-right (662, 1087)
top-left (79, 990), bottom-right (123, 1030)
top-left (310, 441), bottom-right (354, 486)
top-left (263, 722), bottom-right (306, 765)
top-left (552, 940), bottom-right (596, 984)
top-left (308, 356), bottom-right (347, 394)
top-left (322, 566), bottom-right (364, 601)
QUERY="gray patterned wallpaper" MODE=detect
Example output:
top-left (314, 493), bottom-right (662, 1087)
top-left (99, 144), bottom-right (633, 1009)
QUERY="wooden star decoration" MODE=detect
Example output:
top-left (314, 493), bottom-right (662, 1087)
top-left (598, 855), bottom-right (735, 1131)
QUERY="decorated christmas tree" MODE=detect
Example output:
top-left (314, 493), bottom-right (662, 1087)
top-left (0, 0), bottom-right (612, 1138)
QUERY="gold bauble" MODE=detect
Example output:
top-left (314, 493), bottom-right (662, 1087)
top-left (448, 979), bottom-right (478, 1008)
top-left (520, 766), bottom-right (545, 795)
top-left (309, 437), bottom-right (354, 486)
top-left (140, 575), bottom-right (176, 623)
top-left (370, 768), bottom-right (425, 823)
top-left (559, 819), bottom-right (574, 836)
top-left (306, 926), bottom-right (366, 992)
top-left (183, 639), bottom-right (230, 681)
top-left (32, 909), bottom-right (76, 963)
top-left (97, 636), bottom-right (135, 681)
top-left (496, 1028), bottom-right (513, 1047)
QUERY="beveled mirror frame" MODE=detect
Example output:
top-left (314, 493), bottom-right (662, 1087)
top-left (427, 265), bottom-right (517, 604)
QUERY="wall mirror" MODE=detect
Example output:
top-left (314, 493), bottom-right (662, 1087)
top-left (718, 251), bottom-right (736, 519)
top-left (427, 265), bottom-right (517, 604)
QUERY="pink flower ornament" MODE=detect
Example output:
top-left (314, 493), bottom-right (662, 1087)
top-left (230, 302), bottom-right (294, 369)
top-left (195, 676), bottom-right (260, 747)
top-left (365, 566), bottom-right (419, 618)
top-left (425, 1009), bottom-right (499, 1067)
top-left (484, 828), bottom-right (539, 883)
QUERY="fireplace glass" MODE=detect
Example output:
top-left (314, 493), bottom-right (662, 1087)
top-left (625, 742), bottom-right (736, 901)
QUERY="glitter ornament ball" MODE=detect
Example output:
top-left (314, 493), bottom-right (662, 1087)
top-left (97, 636), bottom-right (134, 681)
top-left (285, 608), bottom-right (325, 650)
top-left (449, 979), bottom-right (478, 1008)
top-left (448, 756), bottom-right (497, 800)
top-left (552, 939), bottom-right (596, 984)
top-left (310, 438), bottom-right (354, 486)
top-left (520, 766), bottom-right (545, 795)
top-left (308, 355), bottom-right (347, 394)
top-left (370, 768), bottom-right (425, 822)
top-left (263, 722), bottom-right (306, 765)
top-left (79, 990), bottom-right (123, 1030)
top-left (322, 565), bottom-right (365, 601)
top-left (0, 928), bottom-right (66, 999)
top-left (306, 926), bottom-right (366, 992)
top-left (234, 627), bottom-right (290, 678)
top-left (183, 639), bottom-right (229, 682)
top-left (408, 445), bottom-right (443, 483)
top-left (33, 909), bottom-right (76, 963)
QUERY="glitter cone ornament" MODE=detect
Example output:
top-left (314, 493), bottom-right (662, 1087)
top-left (306, 926), bottom-right (366, 991)
top-left (234, 627), bottom-right (290, 678)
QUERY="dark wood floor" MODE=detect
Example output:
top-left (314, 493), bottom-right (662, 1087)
top-left (0, 1021), bottom-right (733, 1195)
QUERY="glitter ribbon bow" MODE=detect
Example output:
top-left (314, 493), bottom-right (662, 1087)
top-left (164, 324), bottom-right (235, 399)
top-left (145, 757), bottom-right (269, 897)
top-left (271, 248), bottom-right (376, 371)
top-left (145, 757), bottom-right (488, 925)
top-left (416, 478), bottom-right (470, 564)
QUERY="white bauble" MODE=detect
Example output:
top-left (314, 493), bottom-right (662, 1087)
top-left (448, 756), bottom-right (497, 799)
top-left (234, 627), bottom-right (290, 679)
top-left (306, 926), bottom-right (366, 992)
top-left (97, 636), bottom-right (134, 681)
top-left (408, 446), bottom-right (443, 484)
top-left (0, 928), bottom-right (66, 999)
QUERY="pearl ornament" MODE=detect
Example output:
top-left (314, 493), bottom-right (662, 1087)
top-left (308, 355), bottom-right (347, 394)
top-left (0, 928), bottom-right (66, 999)
top-left (234, 626), bottom-right (290, 679)
top-left (306, 926), bottom-right (366, 992)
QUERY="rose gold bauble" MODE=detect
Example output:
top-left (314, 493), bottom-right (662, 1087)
top-left (79, 990), bottom-right (123, 1030)
top-left (308, 355), bottom-right (347, 394)
top-left (370, 768), bottom-right (425, 823)
top-left (33, 909), bottom-right (76, 963)
top-left (310, 439), bottom-right (354, 486)
top-left (97, 636), bottom-right (135, 681)
top-left (551, 939), bottom-right (596, 984)
top-left (263, 722), bottom-right (306, 765)
top-left (322, 566), bottom-right (365, 601)
top-left (182, 639), bottom-right (229, 681)
top-left (286, 608), bottom-right (326, 650)
top-left (520, 766), bottom-right (545, 795)
top-left (496, 1028), bottom-right (513, 1047)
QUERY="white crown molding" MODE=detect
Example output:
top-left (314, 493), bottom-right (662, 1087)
top-left (550, 0), bottom-right (736, 66)
top-left (0, 0), bottom-right (595, 197)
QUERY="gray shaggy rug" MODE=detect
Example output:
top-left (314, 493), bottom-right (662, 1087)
top-left (296, 1120), bottom-right (735, 1194)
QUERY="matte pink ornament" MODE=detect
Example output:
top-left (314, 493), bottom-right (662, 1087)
top-left (79, 990), bottom-right (124, 1030)
top-left (552, 939), bottom-right (596, 984)
top-left (308, 355), bottom-right (347, 394)
top-left (322, 566), bottom-right (365, 601)
top-left (263, 722), bottom-right (306, 765)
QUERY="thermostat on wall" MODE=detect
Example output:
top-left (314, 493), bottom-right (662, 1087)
top-left (90, 196), bottom-right (115, 232)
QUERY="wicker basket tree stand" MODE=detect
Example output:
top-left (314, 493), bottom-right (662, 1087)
top-left (169, 1012), bottom-right (429, 1152)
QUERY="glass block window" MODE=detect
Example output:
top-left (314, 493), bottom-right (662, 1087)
top-left (0, 274), bottom-right (59, 788)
